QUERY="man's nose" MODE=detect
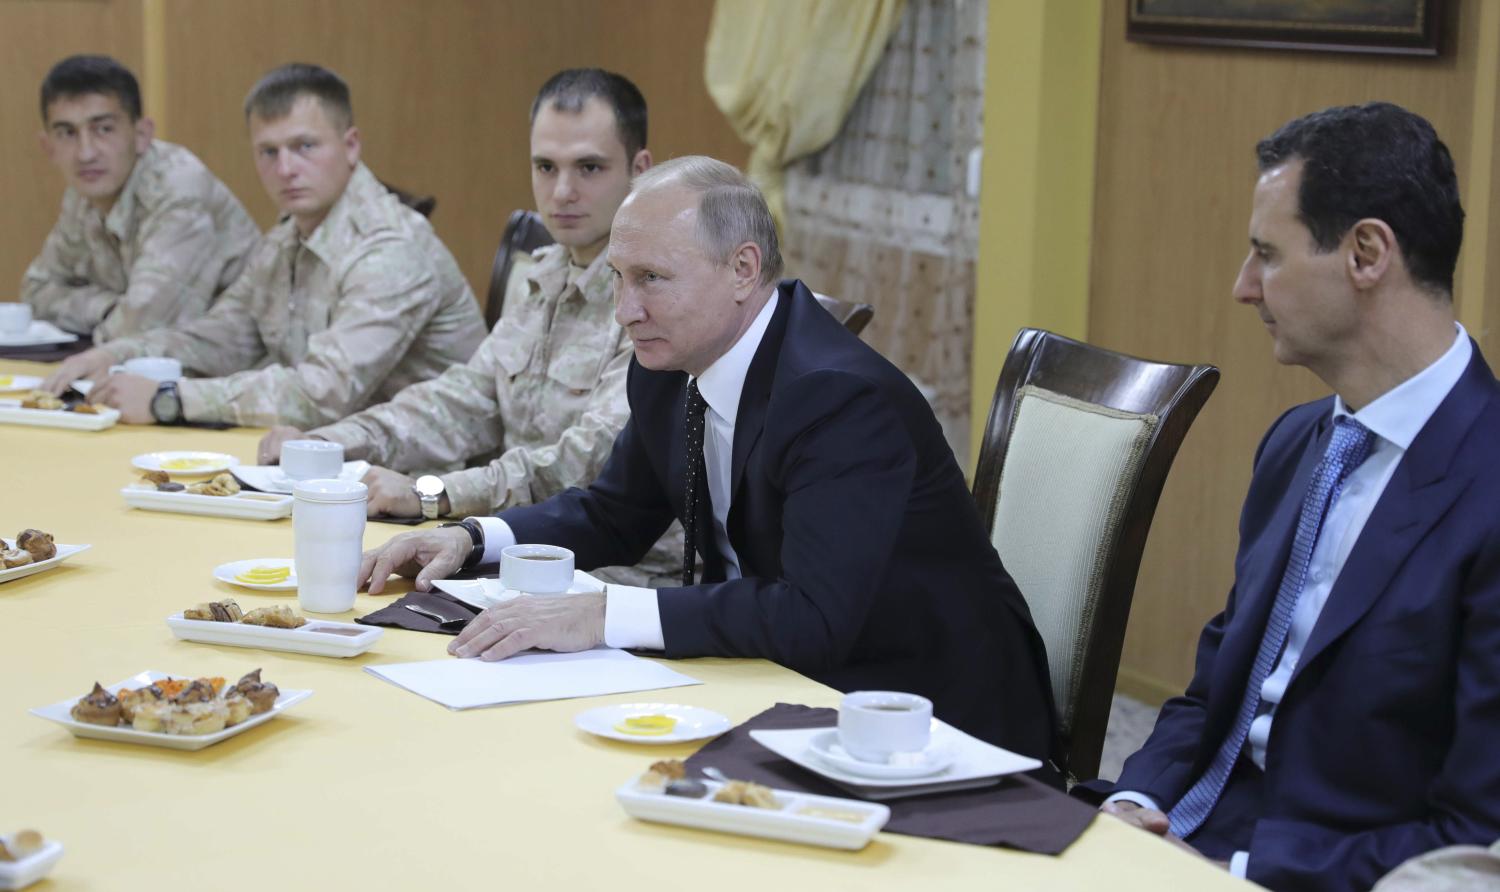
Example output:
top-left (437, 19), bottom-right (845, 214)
top-left (274, 149), bottom-right (297, 179)
top-left (77, 130), bottom-right (98, 161)
top-left (614, 285), bottom-right (645, 326)
top-left (554, 170), bottom-right (578, 203)
top-left (1232, 257), bottom-right (1259, 304)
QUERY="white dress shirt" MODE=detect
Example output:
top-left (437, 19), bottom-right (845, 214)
top-left (473, 294), bottom-right (780, 650)
top-left (1108, 325), bottom-right (1472, 878)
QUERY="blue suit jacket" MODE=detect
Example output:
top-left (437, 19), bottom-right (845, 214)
top-left (501, 280), bottom-right (1057, 765)
top-left (1097, 346), bottom-right (1500, 890)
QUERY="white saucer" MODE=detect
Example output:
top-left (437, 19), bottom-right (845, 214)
top-left (433, 570), bottom-right (605, 610)
top-left (213, 559), bottom-right (297, 591)
top-left (806, 729), bottom-right (955, 779)
top-left (231, 461), bottom-right (369, 495)
top-left (574, 702), bottom-right (732, 744)
top-left (133, 451), bottom-right (240, 475)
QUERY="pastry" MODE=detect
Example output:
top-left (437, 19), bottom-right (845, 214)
top-left (184, 599), bottom-right (244, 622)
top-left (185, 473), bottom-right (240, 497)
top-left (72, 403), bottom-right (101, 414)
top-left (712, 780), bottom-right (779, 809)
top-left (241, 605), bottom-right (305, 629)
top-left (1, 548), bottom-right (32, 569)
top-left (170, 679), bottom-right (218, 704)
top-left (131, 701), bottom-right (169, 733)
top-left (117, 684), bottom-right (165, 722)
top-left (69, 682), bottom-right (122, 726)
top-left (224, 693), bottom-right (253, 727)
top-left (164, 700), bottom-right (229, 735)
top-left (19, 392), bottom-right (63, 411)
top-left (233, 669), bottom-right (279, 714)
top-left (140, 470), bottom-right (185, 492)
top-left (16, 529), bottom-right (56, 562)
top-left (9, 830), bottom-right (44, 858)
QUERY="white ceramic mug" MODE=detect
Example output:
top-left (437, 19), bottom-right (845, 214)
top-left (293, 478), bottom-right (368, 613)
top-left (108, 356), bottom-right (182, 382)
top-left (0, 303), bottom-right (34, 335)
top-left (500, 544), bottom-right (575, 594)
top-left (836, 690), bottom-right (933, 763)
top-left (281, 439), bottom-right (344, 480)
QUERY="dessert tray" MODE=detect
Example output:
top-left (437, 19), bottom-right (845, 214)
top-left (0, 400), bottom-right (118, 431)
top-left (0, 540), bottom-right (90, 586)
top-left (122, 483), bottom-right (293, 520)
top-left (167, 613), bottom-right (381, 659)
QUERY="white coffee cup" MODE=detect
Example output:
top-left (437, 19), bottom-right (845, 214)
top-left (281, 439), bottom-right (344, 480)
top-left (500, 544), bottom-right (575, 594)
top-left (293, 478), bottom-right (367, 613)
top-left (108, 356), bottom-right (182, 382)
top-left (0, 303), bottom-right (32, 336)
top-left (837, 690), bottom-right (934, 764)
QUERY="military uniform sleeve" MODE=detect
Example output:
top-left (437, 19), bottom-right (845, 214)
top-left (438, 334), bottom-right (633, 518)
top-left (178, 238), bottom-right (443, 428)
top-left (20, 219), bottom-right (121, 335)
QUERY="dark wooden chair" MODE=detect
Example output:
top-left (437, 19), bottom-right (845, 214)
top-left (972, 328), bottom-right (1219, 783)
top-left (811, 292), bottom-right (875, 337)
top-left (486, 210), bottom-right (555, 329)
top-left (379, 181), bottom-right (437, 218)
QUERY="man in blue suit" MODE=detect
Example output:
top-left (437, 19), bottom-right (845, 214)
top-left (358, 155), bottom-right (1058, 768)
top-left (1089, 103), bottom-right (1500, 890)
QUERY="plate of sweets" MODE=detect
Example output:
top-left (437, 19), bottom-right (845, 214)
top-left (0, 390), bottom-right (117, 431)
top-left (30, 669), bottom-right (311, 751)
top-left (0, 828), bottom-right (63, 891)
top-left (124, 470), bottom-right (293, 520)
top-left (167, 598), bottom-right (382, 658)
top-left (0, 529), bottom-right (90, 585)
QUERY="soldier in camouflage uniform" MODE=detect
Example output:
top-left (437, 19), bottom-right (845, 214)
top-left (45, 63), bottom-right (484, 428)
top-left (259, 69), bottom-right (681, 588)
top-left (22, 55), bottom-right (258, 343)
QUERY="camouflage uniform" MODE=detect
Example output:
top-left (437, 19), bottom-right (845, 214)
top-left (107, 163), bottom-right (485, 428)
top-left (310, 243), bottom-right (682, 588)
top-left (21, 140), bottom-right (259, 343)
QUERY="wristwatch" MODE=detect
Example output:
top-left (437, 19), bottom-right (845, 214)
top-left (413, 474), bottom-right (445, 520)
top-left (439, 519), bottom-right (485, 569)
top-left (150, 380), bottom-right (183, 425)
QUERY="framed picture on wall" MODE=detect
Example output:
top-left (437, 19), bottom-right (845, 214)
top-left (1126, 0), bottom-right (1445, 57)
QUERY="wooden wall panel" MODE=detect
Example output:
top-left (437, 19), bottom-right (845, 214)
top-left (160, 0), bottom-right (747, 301)
top-left (1090, 0), bottom-right (1484, 700)
top-left (0, 0), bottom-right (144, 300)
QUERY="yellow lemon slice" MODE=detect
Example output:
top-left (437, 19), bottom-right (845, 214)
top-left (0, 376), bottom-right (12, 387)
top-left (614, 714), bottom-right (678, 736)
top-left (161, 457), bottom-right (218, 471)
top-left (235, 566), bottom-right (291, 584)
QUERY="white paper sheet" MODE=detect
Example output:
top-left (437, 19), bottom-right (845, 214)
top-left (365, 648), bottom-right (700, 710)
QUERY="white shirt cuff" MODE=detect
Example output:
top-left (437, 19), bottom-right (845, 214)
top-left (470, 515), bottom-right (515, 565)
top-left (1103, 791), bottom-right (1163, 812)
top-left (603, 584), bottom-right (664, 650)
top-left (1229, 851), bottom-right (1248, 878)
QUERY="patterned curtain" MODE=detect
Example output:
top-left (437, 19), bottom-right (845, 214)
top-left (781, 0), bottom-right (984, 467)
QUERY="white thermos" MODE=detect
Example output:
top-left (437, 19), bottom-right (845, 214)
top-left (293, 478), bottom-right (368, 613)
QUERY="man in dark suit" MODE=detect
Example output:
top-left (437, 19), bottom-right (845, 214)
top-left (358, 156), bottom-right (1057, 767)
top-left (1086, 103), bottom-right (1500, 890)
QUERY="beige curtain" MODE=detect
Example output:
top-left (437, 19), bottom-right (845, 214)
top-left (704, 0), bottom-right (906, 228)
top-left (780, 0), bottom-right (986, 466)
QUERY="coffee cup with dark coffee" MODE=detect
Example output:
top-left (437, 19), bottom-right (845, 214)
top-left (836, 690), bottom-right (933, 763)
top-left (500, 544), bottom-right (575, 594)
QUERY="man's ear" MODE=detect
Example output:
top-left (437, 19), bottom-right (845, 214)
top-left (730, 240), bottom-right (763, 301)
top-left (1347, 218), bottom-right (1395, 291)
top-left (134, 116), bottom-right (156, 153)
top-left (343, 126), bottom-right (362, 167)
top-left (631, 148), bottom-right (652, 177)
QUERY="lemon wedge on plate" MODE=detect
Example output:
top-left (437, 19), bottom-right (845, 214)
top-left (235, 566), bottom-right (291, 585)
top-left (161, 457), bottom-right (218, 471)
top-left (613, 714), bottom-right (678, 736)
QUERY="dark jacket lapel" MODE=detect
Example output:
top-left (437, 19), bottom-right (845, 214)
top-left (728, 282), bottom-right (794, 513)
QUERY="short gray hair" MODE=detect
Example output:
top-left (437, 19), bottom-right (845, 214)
top-left (631, 156), bottom-right (783, 286)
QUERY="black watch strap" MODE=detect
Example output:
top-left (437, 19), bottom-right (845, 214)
top-left (440, 519), bottom-right (485, 569)
top-left (151, 380), bottom-right (183, 425)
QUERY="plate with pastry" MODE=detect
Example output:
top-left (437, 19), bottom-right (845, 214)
top-left (123, 470), bottom-right (292, 520)
top-left (0, 828), bottom-right (63, 891)
top-left (29, 668), bottom-right (312, 751)
top-left (574, 702), bottom-right (732, 744)
top-left (213, 559), bottom-right (297, 591)
top-left (167, 598), bottom-right (382, 658)
top-left (0, 391), bottom-right (118, 431)
top-left (0, 374), bottom-right (43, 393)
top-left (0, 530), bottom-right (90, 586)
top-left (132, 450), bottom-right (239, 475)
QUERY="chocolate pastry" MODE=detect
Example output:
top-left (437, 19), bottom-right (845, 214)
top-left (118, 684), bottom-right (165, 722)
top-left (170, 679), bottom-right (217, 704)
top-left (69, 682), bottom-right (122, 727)
top-left (1, 548), bottom-right (32, 569)
top-left (233, 669), bottom-right (279, 714)
top-left (184, 599), bottom-right (244, 622)
top-left (16, 529), bottom-right (55, 562)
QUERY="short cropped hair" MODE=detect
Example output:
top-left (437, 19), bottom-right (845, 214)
top-left (244, 63), bottom-right (354, 131)
top-left (530, 68), bottom-right (648, 160)
top-left (632, 156), bottom-right (784, 287)
top-left (40, 55), bottom-right (142, 122)
top-left (1256, 102), bottom-right (1463, 296)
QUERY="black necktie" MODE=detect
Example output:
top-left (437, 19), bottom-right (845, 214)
top-left (681, 379), bottom-right (709, 586)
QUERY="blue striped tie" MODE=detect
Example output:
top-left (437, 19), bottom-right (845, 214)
top-left (1168, 416), bottom-right (1375, 838)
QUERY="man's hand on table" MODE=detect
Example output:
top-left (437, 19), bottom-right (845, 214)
top-left (258, 426), bottom-right (310, 465)
top-left (42, 347), bottom-right (116, 395)
top-left (1101, 801), bottom-right (1229, 869)
top-left (90, 372), bottom-right (157, 423)
top-left (358, 525), bottom-right (472, 593)
top-left (362, 466), bottom-right (423, 518)
top-left (448, 592), bottom-right (605, 661)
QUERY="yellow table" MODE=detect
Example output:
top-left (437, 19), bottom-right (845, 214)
top-left (0, 358), bottom-right (1249, 890)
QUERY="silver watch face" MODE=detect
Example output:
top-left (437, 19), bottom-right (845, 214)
top-left (413, 475), bottom-right (445, 498)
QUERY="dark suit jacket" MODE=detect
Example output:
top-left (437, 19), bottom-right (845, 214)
top-left (1088, 345), bottom-right (1500, 891)
top-left (501, 279), bottom-right (1057, 765)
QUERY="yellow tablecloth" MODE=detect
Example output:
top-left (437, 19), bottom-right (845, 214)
top-left (0, 358), bottom-right (1249, 890)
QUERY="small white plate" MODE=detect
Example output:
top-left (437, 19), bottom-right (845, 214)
top-left (616, 774), bottom-right (889, 850)
top-left (132, 451), bottom-right (240, 475)
top-left (0, 320), bottom-right (77, 348)
top-left (231, 461), bottom-right (369, 495)
top-left (0, 540), bottom-right (91, 586)
top-left (122, 484), bottom-right (293, 521)
top-left (29, 669), bottom-right (312, 751)
top-left (805, 729), bottom-right (955, 779)
top-left (167, 613), bottom-right (382, 658)
top-left (213, 559), bottom-right (297, 591)
top-left (575, 702), bottom-right (732, 744)
top-left (0, 837), bottom-right (64, 891)
top-left (0, 373), bottom-right (43, 393)
top-left (433, 570), bottom-right (605, 610)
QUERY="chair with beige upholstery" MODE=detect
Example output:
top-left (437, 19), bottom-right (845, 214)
top-left (971, 328), bottom-right (1219, 783)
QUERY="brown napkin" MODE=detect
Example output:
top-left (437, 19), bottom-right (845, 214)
top-left (684, 703), bottom-right (1095, 854)
top-left (355, 590), bottom-right (480, 635)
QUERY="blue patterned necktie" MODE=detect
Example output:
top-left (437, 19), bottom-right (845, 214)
top-left (681, 379), bottom-right (709, 586)
top-left (1168, 416), bottom-right (1376, 838)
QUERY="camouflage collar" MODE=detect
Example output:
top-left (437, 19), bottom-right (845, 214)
top-left (102, 140), bottom-right (157, 241)
top-left (527, 243), bottom-right (613, 306)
